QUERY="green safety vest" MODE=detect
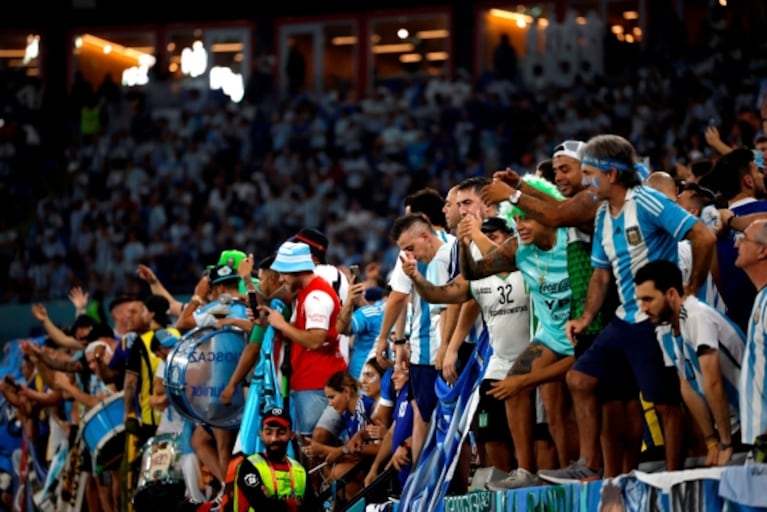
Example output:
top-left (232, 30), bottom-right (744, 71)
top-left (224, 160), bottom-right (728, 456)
top-left (235, 453), bottom-right (307, 509)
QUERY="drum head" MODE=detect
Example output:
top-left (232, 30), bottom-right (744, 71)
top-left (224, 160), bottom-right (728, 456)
top-left (166, 326), bottom-right (247, 428)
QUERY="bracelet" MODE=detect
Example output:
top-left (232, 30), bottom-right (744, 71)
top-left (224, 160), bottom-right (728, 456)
top-left (400, 441), bottom-right (410, 451)
top-left (392, 337), bottom-right (408, 346)
top-left (706, 438), bottom-right (719, 450)
top-left (342, 445), bottom-right (350, 455)
top-left (191, 294), bottom-right (203, 304)
top-left (719, 441), bottom-right (732, 450)
top-left (509, 189), bottom-right (522, 205)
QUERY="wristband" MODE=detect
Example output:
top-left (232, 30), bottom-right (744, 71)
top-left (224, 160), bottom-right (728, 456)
top-left (719, 441), bottom-right (732, 450)
top-left (509, 189), bottom-right (522, 205)
top-left (727, 215), bottom-right (737, 230)
top-left (342, 445), bottom-right (350, 455)
top-left (191, 294), bottom-right (204, 304)
top-left (392, 337), bottom-right (408, 346)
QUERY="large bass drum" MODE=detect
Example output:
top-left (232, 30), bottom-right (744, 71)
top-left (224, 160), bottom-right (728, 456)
top-left (165, 325), bottom-right (247, 429)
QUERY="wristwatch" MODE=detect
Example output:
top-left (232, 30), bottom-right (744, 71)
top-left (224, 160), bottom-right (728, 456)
top-left (509, 189), bottom-right (522, 205)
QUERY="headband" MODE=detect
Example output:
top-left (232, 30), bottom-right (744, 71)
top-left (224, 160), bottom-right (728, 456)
top-left (85, 340), bottom-right (113, 358)
top-left (581, 152), bottom-right (633, 172)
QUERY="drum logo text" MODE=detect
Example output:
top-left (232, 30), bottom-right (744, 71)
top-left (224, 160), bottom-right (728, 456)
top-left (188, 351), bottom-right (241, 363)
top-left (191, 385), bottom-right (225, 397)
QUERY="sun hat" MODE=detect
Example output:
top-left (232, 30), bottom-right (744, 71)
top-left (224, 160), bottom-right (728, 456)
top-left (270, 242), bottom-right (316, 273)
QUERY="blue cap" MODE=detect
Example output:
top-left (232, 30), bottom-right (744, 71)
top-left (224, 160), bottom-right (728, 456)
top-left (155, 328), bottom-right (180, 349)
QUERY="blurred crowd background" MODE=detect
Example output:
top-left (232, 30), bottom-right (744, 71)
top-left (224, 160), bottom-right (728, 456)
top-left (0, 4), bottom-right (766, 311)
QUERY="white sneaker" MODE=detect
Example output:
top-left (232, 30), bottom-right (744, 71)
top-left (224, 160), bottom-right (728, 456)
top-left (485, 468), bottom-right (543, 491)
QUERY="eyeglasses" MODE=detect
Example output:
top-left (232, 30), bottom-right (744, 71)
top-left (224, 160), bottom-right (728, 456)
top-left (734, 232), bottom-right (765, 246)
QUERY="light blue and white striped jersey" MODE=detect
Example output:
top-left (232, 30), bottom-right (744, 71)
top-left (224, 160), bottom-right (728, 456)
top-left (741, 286), bottom-right (767, 444)
top-left (348, 299), bottom-right (386, 380)
top-left (592, 186), bottom-right (698, 323)
top-left (516, 227), bottom-right (573, 356)
top-left (658, 296), bottom-right (744, 434)
top-left (409, 242), bottom-right (453, 365)
top-left (678, 240), bottom-right (726, 313)
top-left (389, 230), bottom-right (455, 294)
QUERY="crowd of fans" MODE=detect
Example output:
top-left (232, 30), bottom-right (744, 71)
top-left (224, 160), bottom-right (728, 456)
top-left (0, 10), bottom-right (765, 307)
top-left (1, 9), bottom-right (767, 512)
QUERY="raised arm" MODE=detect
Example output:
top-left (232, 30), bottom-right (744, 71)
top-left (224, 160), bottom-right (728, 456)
top-left (460, 237), bottom-right (518, 281)
top-left (30, 304), bottom-right (85, 350)
top-left (136, 264), bottom-right (185, 317)
top-left (684, 221), bottom-right (716, 297)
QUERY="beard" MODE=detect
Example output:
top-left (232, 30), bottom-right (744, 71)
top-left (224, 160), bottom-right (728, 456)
top-left (657, 303), bottom-right (674, 324)
top-left (265, 441), bottom-right (289, 462)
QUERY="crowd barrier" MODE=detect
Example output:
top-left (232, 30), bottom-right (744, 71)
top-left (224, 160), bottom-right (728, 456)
top-left (354, 463), bottom-right (767, 512)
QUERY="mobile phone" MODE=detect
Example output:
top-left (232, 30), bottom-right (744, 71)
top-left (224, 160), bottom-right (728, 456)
top-left (349, 265), bottom-right (361, 282)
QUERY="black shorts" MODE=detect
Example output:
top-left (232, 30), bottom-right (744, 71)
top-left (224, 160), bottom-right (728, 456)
top-left (476, 380), bottom-right (512, 444)
top-left (408, 365), bottom-right (439, 420)
top-left (573, 317), bottom-right (680, 405)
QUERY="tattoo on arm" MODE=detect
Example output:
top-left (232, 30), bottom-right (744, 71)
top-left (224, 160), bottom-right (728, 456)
top-left (460, 238), bottom-right (517, 281)
top-left (508, 343), bottom-right (543, 376)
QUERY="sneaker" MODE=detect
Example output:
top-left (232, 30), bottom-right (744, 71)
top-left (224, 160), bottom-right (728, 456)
top-left (485, 468), bottom-right (543, 491)
top-left (537, 457), bottom-right (602, 484)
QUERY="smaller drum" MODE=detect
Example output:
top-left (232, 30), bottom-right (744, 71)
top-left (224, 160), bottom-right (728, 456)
top-left (82, 392), bottom-right (125, 469)
top-left (165, 325), bottom-right (247, 429)
top-left (133, 433), bottom-right (185, 512)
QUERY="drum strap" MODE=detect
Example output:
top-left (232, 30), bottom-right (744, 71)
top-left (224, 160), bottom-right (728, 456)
top-left (138, 335), bottom-right (157, 426)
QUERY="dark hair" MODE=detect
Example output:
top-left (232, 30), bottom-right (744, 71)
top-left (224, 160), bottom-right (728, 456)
top-left (364, 357), bottom-right (387, 378)
top-left (455, 176), bottom-right (491, 194)
top-left (404, 188), bottom-right (446, 228)
top-left (258, 254), bottom-right (276, 271)
top-left (690, 158), bottom-right (714, 180)
top-left (711, 148), bottom-right (757, 201)
top-left (325, 371), bottom-right (359, 394)
top-left (390, 213), bottom-right (431, 242)
top-left (634, 260), bottom-right (683, 296)
top-left (679, 182), bottom-right (715, 213)
top-left (536, 159), bottom-right (555, 182)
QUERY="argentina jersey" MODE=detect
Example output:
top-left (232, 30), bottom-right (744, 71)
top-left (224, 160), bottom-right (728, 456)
top-left (348, 300), bottom-right (386, 380)
top-left (391, 230), bottom-right (455, 294)
top-left (741, 287), bottom-right (767, 444)
top-left (516, 227), bottom-right (573, 356)
top-left (592, 186), bottom-right (697, 323)
top-left (678, 240), bottom-right (726, 313)
top-left (655, 325), bottom-right (681, 368)
top-left (409, 242), bottom-right (452, 365)
top-left (679, 296), bottom-right (745, 433)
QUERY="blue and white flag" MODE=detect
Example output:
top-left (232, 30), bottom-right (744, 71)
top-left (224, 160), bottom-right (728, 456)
top-left (398, 329), bottom-right (492, 511)
top-left (238, 299), bottom-right (295, 458)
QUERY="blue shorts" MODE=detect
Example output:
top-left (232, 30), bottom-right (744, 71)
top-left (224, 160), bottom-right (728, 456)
top-left (291, 389), bottom-right (328, 435)
top-left (572, 317), bottom-right (680, 405)
top-left (408, 365), bottom-right (439, 420)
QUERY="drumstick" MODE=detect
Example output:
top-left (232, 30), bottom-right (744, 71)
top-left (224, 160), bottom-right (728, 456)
top-left (308, 461), bottom-right (328, 475)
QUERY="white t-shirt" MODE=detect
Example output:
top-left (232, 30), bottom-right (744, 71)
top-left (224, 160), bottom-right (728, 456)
top-left (155, 360), bottom-right (184, 435)
top-left (470, 271), bottom-right (531, 380)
